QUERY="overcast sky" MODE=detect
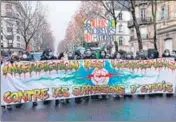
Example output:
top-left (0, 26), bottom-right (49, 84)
top-left (42, 1), bottom-right (80, 52)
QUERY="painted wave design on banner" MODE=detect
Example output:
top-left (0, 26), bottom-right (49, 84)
top-left (24, 60), bottom-right (156, 87)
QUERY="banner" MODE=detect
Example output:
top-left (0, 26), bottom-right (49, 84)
top-left (84, 18), bottom-right (117, 42)
top-left (1, 59), bottom-right (176, 105)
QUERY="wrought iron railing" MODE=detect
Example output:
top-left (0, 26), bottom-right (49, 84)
top-left (128, 17), bottom-right (152, 28)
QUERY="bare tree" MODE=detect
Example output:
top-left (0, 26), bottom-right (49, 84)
top-left (57, 40), bottom-right (68, 53)
top-left (97, 1), bottom-right (120, 53)
top-left (117, 0), bottom-right (143, 51)
top-left (93, 0), bottom-right (134, 53)
top-left (43, 31), bottom-right (55, 51)
top-left (17, 1), bottom-right (46, 50)
top-left (67, 1), bottom-right (103, 48)
top-left (33, 18), bottom-right (55, 51)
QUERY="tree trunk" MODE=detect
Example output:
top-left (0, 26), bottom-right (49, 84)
top-left (131, 0), bottom-right (143, 51)
top-left (114, 41), bottom-right (118, 52)
top-left (153, 0), bottom-right (157, 50)
top-left (25, 41), bottom-right (29, 50)
top-left (114, 19), bottom-right (118, 54)
top-left (154, 21), bottom-right (157, 50)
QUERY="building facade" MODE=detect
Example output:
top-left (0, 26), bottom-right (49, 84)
top-left (114, 10), bottom-right (131, 52)
top-left (100, 2), bottom-right (131, 54)
top-left (157, 1), bottom-right (176, 56)
top-left (128, 1), bottom-right (154, 56)
top-left (1, 1), bottom-right (26, 54)
top-left (1, 1), bottom-right (44, 54)
top-left (128, 1), bottom-right (176, 56)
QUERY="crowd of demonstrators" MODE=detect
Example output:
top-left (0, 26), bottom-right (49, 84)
top-left (162, 49), bottom-right (176, 61)
top-left (1, 51), bottom-right (35, 64)
top-left (1, 48), bottom-right (176, 64)
top-left (2, 47), bottom-right (176, 110)
top-left (65, 43), bottom-right (176, 61)
top-left (1, 49), bottom-right (69, 65)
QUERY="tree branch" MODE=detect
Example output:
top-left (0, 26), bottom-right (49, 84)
top-left (116, 0), bottom-right (130, 11)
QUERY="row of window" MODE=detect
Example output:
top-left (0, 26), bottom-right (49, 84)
top-left (5, 4), bottom-right (12, 10)
top-left (119, 37), bottom-right (123, 46)
top-left (5, 3), bottom-right (20, 12)
top-left (5, 3), bottom-right (22, 20)
top-left (119, 24), bottom-right (123, 33)
top-left (5, 12), bottom-right (20, 18)
top-left (1, 35), bottom-right (21, 41)
top-left (140, 6), bottom-right (168, 20)
top-left (119, 13), bottom-right (123, 20)
top-left (1, 43), bottom-right (13, 48)
top-left (119, 34), bottom-right (149, 46)
top-left (1, 43), bottom-right (22, 48)
top-left (6, 27), bottom-right (20, 33)
top-left (130, 26), bottom-right (148, 39)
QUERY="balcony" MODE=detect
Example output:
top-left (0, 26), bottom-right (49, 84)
top-left (136, 1), bottom-right (149, 5)
top-left (130, 36), bottom-right (135, 41)
top-left (128, 17), bottom-right (152, 28)
top-left (1, 12), bottom-right (21, 20)
top-left (130, 34), bottom-right (149, 42)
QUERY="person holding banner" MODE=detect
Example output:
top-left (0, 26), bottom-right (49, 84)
top-left (40, 49), bottom-right (69, 106)
top-left (30, 48), bottom-right (55, 106)
top-left (41, 48), bottom-right (54, 60)
top-left (58, 52), bottom-right (68, 60)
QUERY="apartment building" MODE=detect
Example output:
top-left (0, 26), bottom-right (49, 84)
top-left (113, 9), bottom-right (131, 52)
top-left (101, 2), bottom-right (131, 53)
top-left (1, 1), bottom-right (42, 54)
top-left (128, 1), bottom-right (176, 56)
top-left (157, 1), bottom-right (176, 56)
top-left (1, 1), bottom-right (26, 53)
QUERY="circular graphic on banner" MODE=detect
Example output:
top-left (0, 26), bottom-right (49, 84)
top-left (91, 68), bottom-right (110, 85)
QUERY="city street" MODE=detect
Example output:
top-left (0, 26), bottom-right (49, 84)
top-left (1, 1), bottom-right (176, 121)
top-left (2, 95), bottom-right (176, 121)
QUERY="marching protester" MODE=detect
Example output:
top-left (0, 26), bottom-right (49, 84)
top-left (0, 55), bottom-right (3, 64)
top-left (173, 50), bottom-right (176, 61)
top-left (162, 49), bottom-right (171, 58)
top-left (58, 52), bottom-right (72, 105)
top-left (100, 50), bottom-right (107, 59)
top-left (10, 52), bottom-right (20, 64)
top-left (1, 51), bottom-right (10, 63)
top-left (74, 50), bottom-right (83, 60)
top-left (58, 52), bottom-right (68, 60)
top-left (58, 52), bottom-right (64, 59)
top-left (41, 48), bottom-right (55, 60)
top-left (67, 51), bottom-right (74, 60)
top-left (36, 48), bottom-right (57, 106)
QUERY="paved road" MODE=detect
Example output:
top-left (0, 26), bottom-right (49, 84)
top-left (2, 95), bottom-right (176, 121)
